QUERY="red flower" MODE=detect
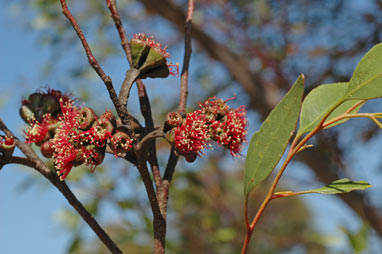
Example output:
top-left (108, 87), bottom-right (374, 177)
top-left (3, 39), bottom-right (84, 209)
top-left (173, 110), bottom-right (210, 155)
top-left (211, 106), bottom-right (248, 156)
top-left (52, 99), bottom-right (81, 180)
top-left (24, 114), bottom-right (50, 143)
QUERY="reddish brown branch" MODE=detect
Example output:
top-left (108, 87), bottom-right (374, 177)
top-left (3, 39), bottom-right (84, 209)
top-left (178, 0), bottom-right (195, 114)
top-left (0, 156), bottom-right (36, 168)
top-left (105, 0), bottom-right (133, 65)
top-left (135, 154), bottom-right (166, 253)
top-left (0, 118), bottom-right (122, 253)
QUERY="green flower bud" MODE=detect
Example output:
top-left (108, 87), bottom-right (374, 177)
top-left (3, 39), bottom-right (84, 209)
top-left (19, 105), bottom-right (35, 123)
top-left (129, 33), bottom-right (178, 79)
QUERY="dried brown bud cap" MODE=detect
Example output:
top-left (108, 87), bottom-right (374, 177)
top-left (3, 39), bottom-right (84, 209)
top-left (78, 107), bottom-right (97, 130)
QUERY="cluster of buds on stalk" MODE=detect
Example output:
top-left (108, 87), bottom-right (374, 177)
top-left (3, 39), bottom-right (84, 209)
top-left (130, 33), bottom-right (179, 79)
top-left (20, 88), bottom-right (133, 180)
top-left (0, 136), bottom-right (15, 157)
top-left (164, 97), bottom-right (248, 162)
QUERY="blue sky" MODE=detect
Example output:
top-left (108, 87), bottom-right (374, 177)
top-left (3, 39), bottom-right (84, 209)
top-left (0, 1), bottom-right (381, 253)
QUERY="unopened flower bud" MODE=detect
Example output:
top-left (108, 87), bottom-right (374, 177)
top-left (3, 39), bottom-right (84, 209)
top-left (19, 105), bottom-right (35, 123)
top-left (40, 140), bottom-right (54, 158)
top-left (78, 107), bottom-right (97, 130)
top-left (184, 152), bottom-right (198, 163)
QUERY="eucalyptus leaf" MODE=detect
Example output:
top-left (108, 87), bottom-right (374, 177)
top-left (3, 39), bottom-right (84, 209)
top-left (297, 82), bottom-right (362, 137)
top-left (244, 75), bottom-right (304, 196)
top-left (296, 178), bottom-right (371, 195)
top-left (345, 43), bottom-right (382, 100)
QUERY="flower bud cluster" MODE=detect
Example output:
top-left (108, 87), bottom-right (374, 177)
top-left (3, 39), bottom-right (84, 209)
top-left (130, 33), bottom-right (179, 79)
top-left (21, 89), bottom-right (133, 180)
top-left (165, 97), bottom-right (248, 161)
top-left (0, 136), bottom-right (15, 157)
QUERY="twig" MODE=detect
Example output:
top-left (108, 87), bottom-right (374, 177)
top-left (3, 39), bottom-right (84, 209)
top-left (0, 156), bottom-right (36, 168)
top-left (136, 127), bottom-right (164, 151)
top-left (178, 0), bottom-right (195, 114)
top-left (119, 68), bottom-right (141, 109)
top-left (162, 0), bottom-right (195, 195)
top-left (58, 0), bottom-right (130, 125)
top-left (105, 0), bottom-right (133, 65)
top-left (0, 118), bottom-right (122, 253)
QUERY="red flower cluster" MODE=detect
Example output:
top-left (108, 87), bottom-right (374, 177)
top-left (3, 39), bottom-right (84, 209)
top-left (169, 97), bottom-right (248, 159)
top-left (173, 110), bottom-right (210, 156)
top-left (22, 89), bottom-right (133, 180)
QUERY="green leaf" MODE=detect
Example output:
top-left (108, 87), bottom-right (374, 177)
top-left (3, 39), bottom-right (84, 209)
top-left (345, 43), bottom-right (382, 100)
top-left (297, 82), bottom-right (362, 137)
top-left (244, 75), bottom-right (304, 196)
top-left (297, 178), bottom-right (371, 195)
top-left (346, 74), bottom-right (382, 100)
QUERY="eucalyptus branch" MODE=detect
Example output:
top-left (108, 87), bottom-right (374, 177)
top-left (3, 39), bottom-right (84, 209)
top-left (0, 118), bottom-right (122, 254)
top-left (0, 156), bottom-right (36, 168)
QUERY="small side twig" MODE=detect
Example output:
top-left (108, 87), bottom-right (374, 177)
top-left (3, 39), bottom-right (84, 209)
top-left (0, 156), bottom-right (36, 168)
top-left (178, 0), bottom-right (195, 114)
top-left (105, 0), bottom-right (133, 65)
top-left (136, 127), bottom-right (164, 151)
top-left (119, 68), bottom-right (141, 109)
top-left (0, 118), bottom-right (122, 254)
